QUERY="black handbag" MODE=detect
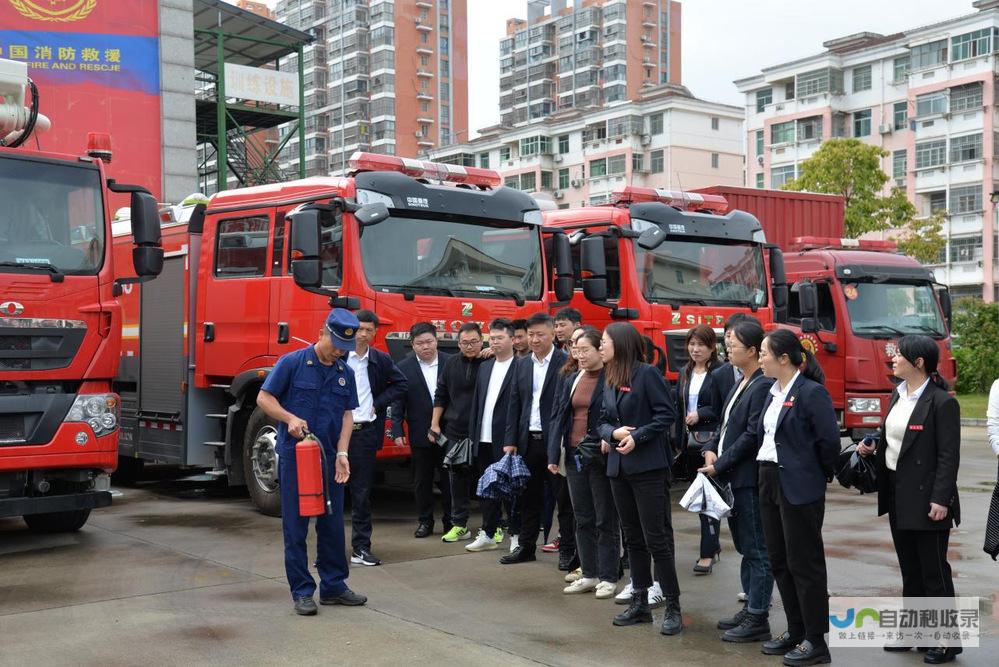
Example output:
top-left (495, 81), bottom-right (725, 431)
top-left (443, 437), bottom-right (474, 469)
top-left (575, 436), bottom-right (606, 468)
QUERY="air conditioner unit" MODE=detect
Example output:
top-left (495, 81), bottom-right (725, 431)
top-left (570, 178), bottom-right (583, 188)
top-left (878, 123), bottom-right (893, 135)
top-left (640, 133), bottom-right (652, 145)
top-left (554, 190), bottom-right (564, 199)
top-left (553, 154), bottom-right (563, 163)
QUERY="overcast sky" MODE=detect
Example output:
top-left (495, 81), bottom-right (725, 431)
top-left (261, 0), bottom-right (970, 137)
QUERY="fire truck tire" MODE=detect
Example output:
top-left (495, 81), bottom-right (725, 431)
top-left (23, 509), bottom-right (92, 533)
top-left (112, 456), bottom-right (145, 485)
top-left (244, 407), bottom-right (282, 517)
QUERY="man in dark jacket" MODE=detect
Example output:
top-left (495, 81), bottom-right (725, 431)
top-left (346, 310), bottom-right (408, 567)
top-left (500, 312), bottom-right (567, 564)
top-left (391, 322), bottom-right (452, 538)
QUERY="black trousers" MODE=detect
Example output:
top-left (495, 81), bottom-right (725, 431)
top-left (609, 467), bottom-right (680, 598)
top-left (449, 442), bottom-right (502, 532)
top-left (347, 425), bottom-right (381, 552)
top-left (552, 471), bottom-right (576, 556)
top-left (516, 434), bottom-right (550, 550)
top-left (565, 456), bottom-right (619, 582)
top-left (758, 463), bottom-right (828, 640)
top-left (411, 444), bottom-right (451, 527)
top-left (887, 474), bottom-right (955, 599)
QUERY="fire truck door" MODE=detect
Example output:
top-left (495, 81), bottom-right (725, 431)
top-left (199, 210), bottom-right (274, 378)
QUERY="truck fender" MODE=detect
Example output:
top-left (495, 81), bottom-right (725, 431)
top-left (224, 368), bottom-right (271, 486)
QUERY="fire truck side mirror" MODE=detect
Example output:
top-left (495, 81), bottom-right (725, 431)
top-left (937, 287), bottom-right (952, 331)
top-left (769, 247), bottom-right (788, 319)
top-left (796, 281), bottom-right (819, 331)
top-left (580, 236), bottom-right (608, 303)
top-left (552, 232), bottom-right (574, 303)
top-left (289, 208), bottom-right (322, 289)
top-left (130, 191), bottom-right (163, 277)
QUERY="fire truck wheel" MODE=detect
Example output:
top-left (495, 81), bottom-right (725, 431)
top-left (23, 509), bottom-right (92, 533)
top-left (244, 407), bottom-right (282, 517)
top-left (112, 456), bottom-right (145, 486)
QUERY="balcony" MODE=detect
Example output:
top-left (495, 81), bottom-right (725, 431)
top-left (642, 19), bottom-right (656, 28)
top-left (416, 69), bottom-right (434, 78)
top-left (416, 116), bottom-right (435, 124)
top-left (416, 137), bottom-right (435, 147)
top-left (415, 17), bottom-right (432, 31)
top-left (415, 46), bottom-right (434, 55)
top-left (416, 91), bottom-right (434, 101)
top-left (416, 0), bottom-right (432, 7)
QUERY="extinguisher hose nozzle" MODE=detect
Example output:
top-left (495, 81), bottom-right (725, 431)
top-left (317, 442), bottom-right (334, 516)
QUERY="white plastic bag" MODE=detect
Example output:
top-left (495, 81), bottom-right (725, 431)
top-left (679, 473), bottom-right (733, 521)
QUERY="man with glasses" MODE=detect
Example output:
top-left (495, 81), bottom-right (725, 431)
top-left (431, 323), bottom-right (486, 543)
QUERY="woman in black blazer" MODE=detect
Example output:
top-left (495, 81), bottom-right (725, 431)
top-left (676, 324), bottom-right (723, 573)
top-left (698, 321), bottom-right (775, 643)
top-left (755, 329), bottom-right (839, 666)
top-left (858, 335), bottom-right (961, 665)
top-left (597, 322), bottom-right (682, 635)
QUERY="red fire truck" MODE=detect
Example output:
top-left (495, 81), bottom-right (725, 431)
top-left (543, 186), bottom-right (788, 378)
top-left (112, 152), bottom-right (573, 515)
top-left (0, 58), bottom-right (162, 531)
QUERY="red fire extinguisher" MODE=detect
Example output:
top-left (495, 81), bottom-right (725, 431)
top-left (296, 429), bottom-right (330, 517)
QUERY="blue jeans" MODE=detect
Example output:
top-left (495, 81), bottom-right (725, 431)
top-left (727, 486), bottom-right (774, 614)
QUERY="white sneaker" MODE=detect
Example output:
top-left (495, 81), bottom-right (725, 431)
top-left (595, 581), bottom-right (617, 599)
top-left (614, 580), bottom-right (634, 603)
top-left (564, 567), bottom-right (582, 583)
top-left (465, 529), bottom-right (499, 552)
top-left (563, 577), bottom-right (599, 594)
top-left (647, 581), bottom-right (664, 608)
top-left (737, 591), bottom-right (747, 602)
top-left (509, 535), bottom-right (520, 553)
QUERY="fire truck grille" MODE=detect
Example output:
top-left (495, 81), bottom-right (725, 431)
top-left (0, 415), bottom-right (25, 444)
top-left (0, 326), bottom-right (86, 371)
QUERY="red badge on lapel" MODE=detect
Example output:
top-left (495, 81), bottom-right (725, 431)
top-left (909, 424), bottom-right (924, 431)
top-left (620, 386), bottom-right (631, 393)
top-left (782, 401), bottom-right (794, 408)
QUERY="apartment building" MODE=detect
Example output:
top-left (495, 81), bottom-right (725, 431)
top-left (499, 0), bottom-right (681, 127)
top-left (735, 0), bottom-right (999, 302)
top-left (427, 84), bottom-right (742, 207)
top-left (274, 0), bottom-right (468, 175)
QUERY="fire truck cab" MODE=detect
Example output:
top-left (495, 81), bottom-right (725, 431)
top-left (113, 152), bottom-right (572, 515)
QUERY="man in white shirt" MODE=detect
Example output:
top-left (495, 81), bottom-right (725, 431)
top-left (465, 319), bottom-right (519, 552)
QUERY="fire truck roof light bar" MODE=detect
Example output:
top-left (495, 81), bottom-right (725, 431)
top-left (792, 236), bottom-right (897, 251)
top-left (348, 151), bottom-right (503, 188)
top-left (610, 186), bottom-right (729, 214)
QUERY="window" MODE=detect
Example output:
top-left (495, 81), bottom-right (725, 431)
top-left (541, 170), bottom-right (552, 190)
top-left (914, 139), bottom-right (947, 169)
top-left (853, 109), bottom-right (871, 137)
top-left (632, 153), bottom-right (644, 172)
top-left (440, 36), bottom-right (449, 55)
top-left (928, 191), bottom-right (947, 214)
top-left (950, 82), bottom-right (983, 112)
top-left (797, 116), bottom-right (822, 141)
top-left (589, 158), bottom-right (607, 177)
top-left (911, 39), bottom-right (947, 70)
top-left (504, 176), bottom-right (519, 188)
top-left (796, 68), bottom-right (843, 97)
top-left (649, 112), bottom-right (664, 135)
top-left (892, 150), bottom-right (907, 178)
top-left (893, 101), bottom-right (908, 130)
top-left (520, 171), bottom-right (536, 192)
top-left (949, 185), bottom-right (982, 214)
top-left (650, 149), bottom-right (664, 173)
top-left (893, 55), bottom-right (910, 83)
top-left (558, 168), bottom-right (569, 190)
top-left (558, 134), bottom-right (570, 154)
top-left (788, 282), bottom-right (836, 331)
top-left (479, 153), bottom-right (490, 169)
top-left (755, 88), bottom-right (772, 113)
top-left (949, 235), bottom-right (983, 262)
top-left (915, 91), bottom-right (948, 117)
top-left (499, 146), bottom-right (510, 162)
top-left (756, 172), bottom-right (765, 188)
top-left (711, 117), bottom-right (720, 130)
top-left (771, 121), bottom-right (795, 144)
top-left (711, 153), bottom-right (720, 169)
top-left (520, 135), bottom-right (553, 156)
top-left (950, 133), bottom-right (983, 163)
top-left (785, 80), bottom-right (795, 100)
top-left (951, 28), bottom-right (993, 61)
top-left (607, 154), bottom-right (626, 175)
top-left (755, 130), bottom-right (764, 156)
top-left (852, 65), bottom-right (872, 92)
top-left (215, 216), bottom-right (270, 278)
top-left (771, 165), bottom-right (795, 188)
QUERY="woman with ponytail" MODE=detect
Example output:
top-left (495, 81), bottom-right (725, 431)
top-left (754, 328), bottom-right (839, 665)
top-left (858, 335), bottom-right (961, 664)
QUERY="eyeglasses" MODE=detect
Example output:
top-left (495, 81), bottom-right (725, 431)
top-left (458, 340), bottom-right (480, 348)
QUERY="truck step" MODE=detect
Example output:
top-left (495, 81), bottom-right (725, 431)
top-left (205, 413), bottom-right (227, 420)
top-left (203, 441), bottom-right (226, 447)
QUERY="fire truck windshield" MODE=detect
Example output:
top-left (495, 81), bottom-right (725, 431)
top-left (358, 215), bottom-right (543, 301)
top-left (0, 158), bottom-right (104, 276)
top-left (632, 237), bottom-right (768, 308)
top-left (846, 281), bottom-right (946, 338)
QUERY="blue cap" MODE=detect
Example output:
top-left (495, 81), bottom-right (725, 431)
top-left (325, 308), bottom-right (360, 352)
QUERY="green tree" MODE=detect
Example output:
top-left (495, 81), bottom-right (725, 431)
top-left (951, 297), bottom-right (999, 394)
top-left (782, 138), bottom-right (944, 262)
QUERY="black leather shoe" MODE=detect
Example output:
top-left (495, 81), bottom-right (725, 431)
top-left (782, 640), bottom-right (831, 666)
top-left (613, 589), bottom-right (653, 626)
top-left (718, 606), bottom-right (749, 630)
top-left (883, 642), bottom-right (912, 652)
top-left (293, 596), bottom-right (318, 615)
top-left (660, 596), bottom-right (683, 635)
top-left (923, 647), bottom-right (962, 664)
top-left (500, 545), bottom-right (537, 564)
top-left (723, 612), bottom-right (770, 643)
top-left (762, 631), bottom-right (803, 655)
top-left (414, 522), bottom-right (433, 538)
top-left (320, 588), bottom-right (367, 606)
top-left (557, 552), bottom-right (575, 571)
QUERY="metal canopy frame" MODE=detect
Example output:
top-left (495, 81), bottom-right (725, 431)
top-left (192, 0), bottom-right (313, 193)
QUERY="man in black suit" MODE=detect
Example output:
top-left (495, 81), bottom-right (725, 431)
top-left (391, 322), bottom-right (452, 539)
top-left (346, 310), bottom-right (408, 567)
top-left (500, 312), bottom-right (567, 564)
top-left (464, 318), bottom-right (520, 552)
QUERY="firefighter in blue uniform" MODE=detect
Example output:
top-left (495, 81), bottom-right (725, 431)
top-left (257, 308), bottom-right (368, 615)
